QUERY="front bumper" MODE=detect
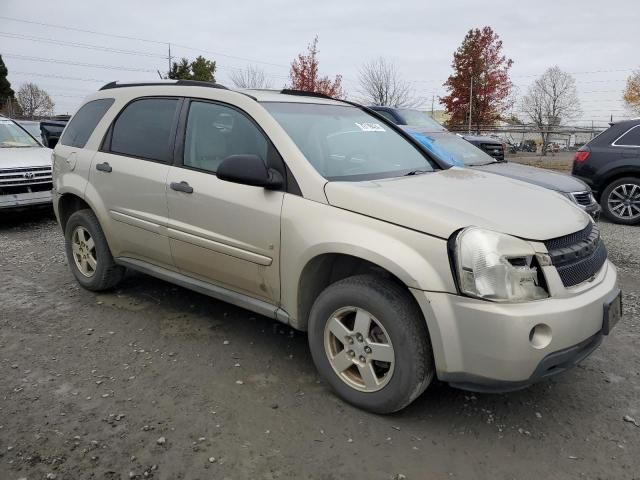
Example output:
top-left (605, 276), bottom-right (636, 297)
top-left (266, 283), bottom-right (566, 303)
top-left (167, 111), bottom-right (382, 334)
top-left (411, 260), bottom-right (618, 392)
top-left (0, 190), bottom-right (52, 210)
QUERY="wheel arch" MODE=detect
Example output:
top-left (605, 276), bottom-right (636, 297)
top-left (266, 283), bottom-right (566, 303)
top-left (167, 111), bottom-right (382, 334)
top-left (596, 167), bottom-right (640, 199)
top-left (294, 252), bottom-right (423, 332)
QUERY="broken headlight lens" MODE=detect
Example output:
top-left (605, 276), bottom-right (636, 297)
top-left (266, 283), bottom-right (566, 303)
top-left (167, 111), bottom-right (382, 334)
top-left (455, 227), bottom-right (548, 302)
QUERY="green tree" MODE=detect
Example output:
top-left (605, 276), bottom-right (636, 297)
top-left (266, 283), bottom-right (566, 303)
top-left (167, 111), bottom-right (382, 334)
top-left (168, 56), bottom-right (217, 82)
top-left (0, 54), bottom-right (17, 114)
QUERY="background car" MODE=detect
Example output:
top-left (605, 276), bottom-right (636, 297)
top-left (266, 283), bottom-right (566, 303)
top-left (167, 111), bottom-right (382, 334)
top-left (0, 116), bottom-right (53, 211)
top-left (368, 110), bottom-right (601, 219)
top-left (370, 106), bottom-right (506, 161)
top-left (572, 118), bottom-right (640, 224)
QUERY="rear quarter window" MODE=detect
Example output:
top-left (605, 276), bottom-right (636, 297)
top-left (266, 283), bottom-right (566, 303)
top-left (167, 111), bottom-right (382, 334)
top-left (60, 98), bottom-right (115, 148)
top-left (614, 125), bottom-right (640, 147)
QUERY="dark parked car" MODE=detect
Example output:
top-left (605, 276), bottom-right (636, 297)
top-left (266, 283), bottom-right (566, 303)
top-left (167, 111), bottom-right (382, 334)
top-left (40, 115), bottom-right (71, 148)
top-left (391, 122), bottom-right (601, 219)
top-left (370, 106), bottom-right (505, 161)
top-left (572, 119), bottom-right (640, 224)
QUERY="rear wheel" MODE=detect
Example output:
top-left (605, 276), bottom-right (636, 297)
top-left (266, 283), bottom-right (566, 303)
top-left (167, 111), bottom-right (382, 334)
top-left (601, 177), bottom-right (640, 225)
top-left (64, 209), bottom-right (125, 290)
top-left (308, 274), bottom-right (434, 414)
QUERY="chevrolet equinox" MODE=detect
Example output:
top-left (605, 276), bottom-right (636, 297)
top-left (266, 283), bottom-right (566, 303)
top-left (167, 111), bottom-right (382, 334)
top-left (52, 81), bottom-right (621, 413)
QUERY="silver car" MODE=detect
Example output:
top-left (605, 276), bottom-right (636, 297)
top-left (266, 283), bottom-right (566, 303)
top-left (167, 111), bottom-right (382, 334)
top-left (1, 116), bottom-right (53, 210)
top-left (52, 82), bottom-right (621, 413)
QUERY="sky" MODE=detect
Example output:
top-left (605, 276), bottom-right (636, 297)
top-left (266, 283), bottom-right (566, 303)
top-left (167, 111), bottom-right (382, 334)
top-left (1, 0), bottom-right (638, 126)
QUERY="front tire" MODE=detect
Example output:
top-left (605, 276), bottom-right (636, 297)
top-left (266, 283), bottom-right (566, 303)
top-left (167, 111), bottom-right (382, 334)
top-left (64, 209), bottom-right (125, 291)
top-left (600, 177), bottom-right (640, 225)
top-left (308, 275), bottom-right (434, 414)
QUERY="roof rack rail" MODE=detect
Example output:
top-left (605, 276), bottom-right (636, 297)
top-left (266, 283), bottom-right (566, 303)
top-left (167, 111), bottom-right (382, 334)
top-left (99, 80), bottom-right (229, 91)
top-left (279, 89), bottom-right (335, 100)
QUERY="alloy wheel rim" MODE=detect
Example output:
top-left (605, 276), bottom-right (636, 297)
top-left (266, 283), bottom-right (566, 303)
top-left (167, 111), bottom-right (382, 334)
top-left (608, 183), bottom-right (640, 220)
top-left (323, 306), bottom-right (395, 392)
top-left (71, 226), bottom-right (97, 278)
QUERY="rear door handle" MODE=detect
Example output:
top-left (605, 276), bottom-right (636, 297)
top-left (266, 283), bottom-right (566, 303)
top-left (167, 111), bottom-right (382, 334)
top-left (170, 181), bottom-right (194, 194)
top-left (96, 162), bottom-right (112, 173)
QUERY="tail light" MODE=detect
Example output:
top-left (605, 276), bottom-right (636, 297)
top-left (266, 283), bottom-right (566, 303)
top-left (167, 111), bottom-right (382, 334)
top-left (574, 147), bottom-right (591, 163)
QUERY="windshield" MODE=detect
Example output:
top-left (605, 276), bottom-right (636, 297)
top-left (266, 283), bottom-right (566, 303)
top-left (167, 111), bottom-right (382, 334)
top-left (263, 102), bottom-right (435, 181)
top-left (397, 109), bottom-right (446, 130)
top-left (407, 129), bottom-right (496, 166)
top-left (18, 122), bottom-right (42, 143)
top-left (0, 119), bottom-right (40, 148)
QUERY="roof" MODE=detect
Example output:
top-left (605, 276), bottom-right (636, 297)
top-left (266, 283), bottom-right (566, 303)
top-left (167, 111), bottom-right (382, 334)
top-left (94, 80), bottom-right (349, 106)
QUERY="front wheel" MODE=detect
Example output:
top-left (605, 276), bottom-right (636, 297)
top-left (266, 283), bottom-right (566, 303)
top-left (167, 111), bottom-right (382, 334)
top-left (308, 275), bottom-right (434, 414)
top-left (601, 177), bottom-right (640, 225)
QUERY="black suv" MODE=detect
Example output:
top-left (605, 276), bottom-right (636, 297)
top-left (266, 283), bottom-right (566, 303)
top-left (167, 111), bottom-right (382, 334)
top-left (572, 119), bottom-right (640, 225)
top-left (370, 106), bottom-right (505, 161)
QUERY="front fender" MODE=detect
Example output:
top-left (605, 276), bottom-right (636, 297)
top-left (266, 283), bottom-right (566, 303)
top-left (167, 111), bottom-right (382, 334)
top-left (280, 195), bottom-right (456, 323)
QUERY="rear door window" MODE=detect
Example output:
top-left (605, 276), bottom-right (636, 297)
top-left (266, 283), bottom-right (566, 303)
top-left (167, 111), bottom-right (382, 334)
top-left (108, 98), bottom-right (180, 162)
top-left (60, 98), bottom-right (114, 148)
top-left (615, 125), bottom-right (640, 147)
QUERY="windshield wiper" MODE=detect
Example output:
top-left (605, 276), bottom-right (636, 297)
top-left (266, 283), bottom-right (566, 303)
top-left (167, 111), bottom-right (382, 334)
top-left (404, 169), bottom-right (430, 176)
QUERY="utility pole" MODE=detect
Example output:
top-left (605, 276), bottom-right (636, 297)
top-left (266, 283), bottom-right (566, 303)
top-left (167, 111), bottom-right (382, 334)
top-left (167, 43), bottom-right (172, 78)
top-left (468, 76), bottom-right (473, 134)
top-left (431, 95), bottom-right (434, 118)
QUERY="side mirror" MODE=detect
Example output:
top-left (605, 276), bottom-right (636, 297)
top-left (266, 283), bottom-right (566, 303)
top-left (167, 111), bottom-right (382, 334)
top-left (216, 154), bottom-right (283, 189)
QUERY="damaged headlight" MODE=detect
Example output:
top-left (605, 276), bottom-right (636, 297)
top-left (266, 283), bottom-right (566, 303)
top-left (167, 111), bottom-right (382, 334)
top-left (454, 227), bottom-right (548, 302)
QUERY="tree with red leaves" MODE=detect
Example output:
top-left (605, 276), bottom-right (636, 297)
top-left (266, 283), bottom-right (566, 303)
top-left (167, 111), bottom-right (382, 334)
top-left (289, 36), bottom-right (344, 98)
top-left (441, 27), bottom-right (513, 132)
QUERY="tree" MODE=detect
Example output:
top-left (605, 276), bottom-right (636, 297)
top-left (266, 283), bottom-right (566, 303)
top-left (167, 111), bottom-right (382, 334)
top-left (0, 54), bottom-right (17, 115)
top-left (289, 36), bottom-right (344, 98)
top-left (357, 57), bottom-right (415, 107)
top-left (168, 56), bottom-right (217, 82)
top-left (441, 27), bottom-right (513, 131)
top-left (16, 83), bottom-right (54, 118)
top-left (623, 70), bottom-right (640, 115)
top-left (229, 65), bottom-right (272, 89)
top-left (522, 66), bottom-right (581, 156)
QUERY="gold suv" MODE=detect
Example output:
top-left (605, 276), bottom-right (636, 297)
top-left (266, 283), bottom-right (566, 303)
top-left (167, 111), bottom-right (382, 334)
top-left (53, 81), bottom-right (620, 413)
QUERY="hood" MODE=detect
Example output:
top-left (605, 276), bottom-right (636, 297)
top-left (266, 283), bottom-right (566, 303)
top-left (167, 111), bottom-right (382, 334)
top-left (462, 134), bottom-right (501, 144)
top-left (473, 161), bottom-right (589, 193)
top-left (324, 167), bottom-right (589, 241)
top-left (0, 147), bottom-right (52, 170)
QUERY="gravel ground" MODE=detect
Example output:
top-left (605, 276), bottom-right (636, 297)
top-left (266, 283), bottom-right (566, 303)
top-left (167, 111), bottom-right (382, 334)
top-left (1, 210), bottom-right (639, 480)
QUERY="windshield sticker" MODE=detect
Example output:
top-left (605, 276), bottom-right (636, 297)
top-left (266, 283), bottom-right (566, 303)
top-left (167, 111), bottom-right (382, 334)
top-left (355, 122), bottom-right (385, 132)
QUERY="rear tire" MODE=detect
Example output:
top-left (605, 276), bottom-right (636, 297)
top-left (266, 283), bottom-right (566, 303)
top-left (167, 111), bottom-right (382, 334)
top-left (64, 209), bottom-right (125, 291)
top-left (600, 177), bottom-right (640, 225)
top-left (308, 274), bottom-right (434, 414)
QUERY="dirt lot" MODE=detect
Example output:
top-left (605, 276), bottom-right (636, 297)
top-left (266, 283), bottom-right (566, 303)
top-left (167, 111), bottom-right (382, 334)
top-left (1, 210), bottom-right (639, 480)
top-left (506, 151), bottom-right (574, 173)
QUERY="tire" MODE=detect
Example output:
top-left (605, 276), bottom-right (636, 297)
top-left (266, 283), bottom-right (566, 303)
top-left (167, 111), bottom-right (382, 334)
top-left (308, 274), bottom-right (434, 414)
top-left (64, 209), bottom-right (125, 291)
top-left (600, 177), bottom-right (640, 225)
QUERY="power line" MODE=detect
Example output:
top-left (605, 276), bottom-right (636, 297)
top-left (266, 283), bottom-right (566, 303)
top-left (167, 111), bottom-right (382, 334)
top-left (10, 71), bottom-right (110, 83)
top-left (0, 15), bottom-right (167, 45)
top-left (0, 15), bottom-right (291, 71)
top-left (3, 53), bottom-right (157, 73)
top-left (0, 31), bottom-right (168, 58)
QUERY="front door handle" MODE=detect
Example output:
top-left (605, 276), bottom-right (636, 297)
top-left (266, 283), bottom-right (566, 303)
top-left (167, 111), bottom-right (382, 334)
top-left (96, 162), bottom-right (112, 173)
top-left (170, 181), bottom-right (194, 194)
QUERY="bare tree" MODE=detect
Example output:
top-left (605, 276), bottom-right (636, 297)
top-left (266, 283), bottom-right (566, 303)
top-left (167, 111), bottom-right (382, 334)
top-left (16, 83), bottom-right (54, 118)
top-left (522, 67), bottom-right (580, 156)
top-left (357, 57), bottom-right (416, 107)
top-left (229, 65), bottom-right (273, 89)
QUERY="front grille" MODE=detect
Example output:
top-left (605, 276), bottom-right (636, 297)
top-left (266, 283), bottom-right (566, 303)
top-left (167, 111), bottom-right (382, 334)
top-left (0, 166), bottom-right (52, 195)
top-left (544, 223), bottom-right (608, 287)
top-left (572, 191), bottom-right (593, 206)
top-left (480, 143), bottom-right (504, 160)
